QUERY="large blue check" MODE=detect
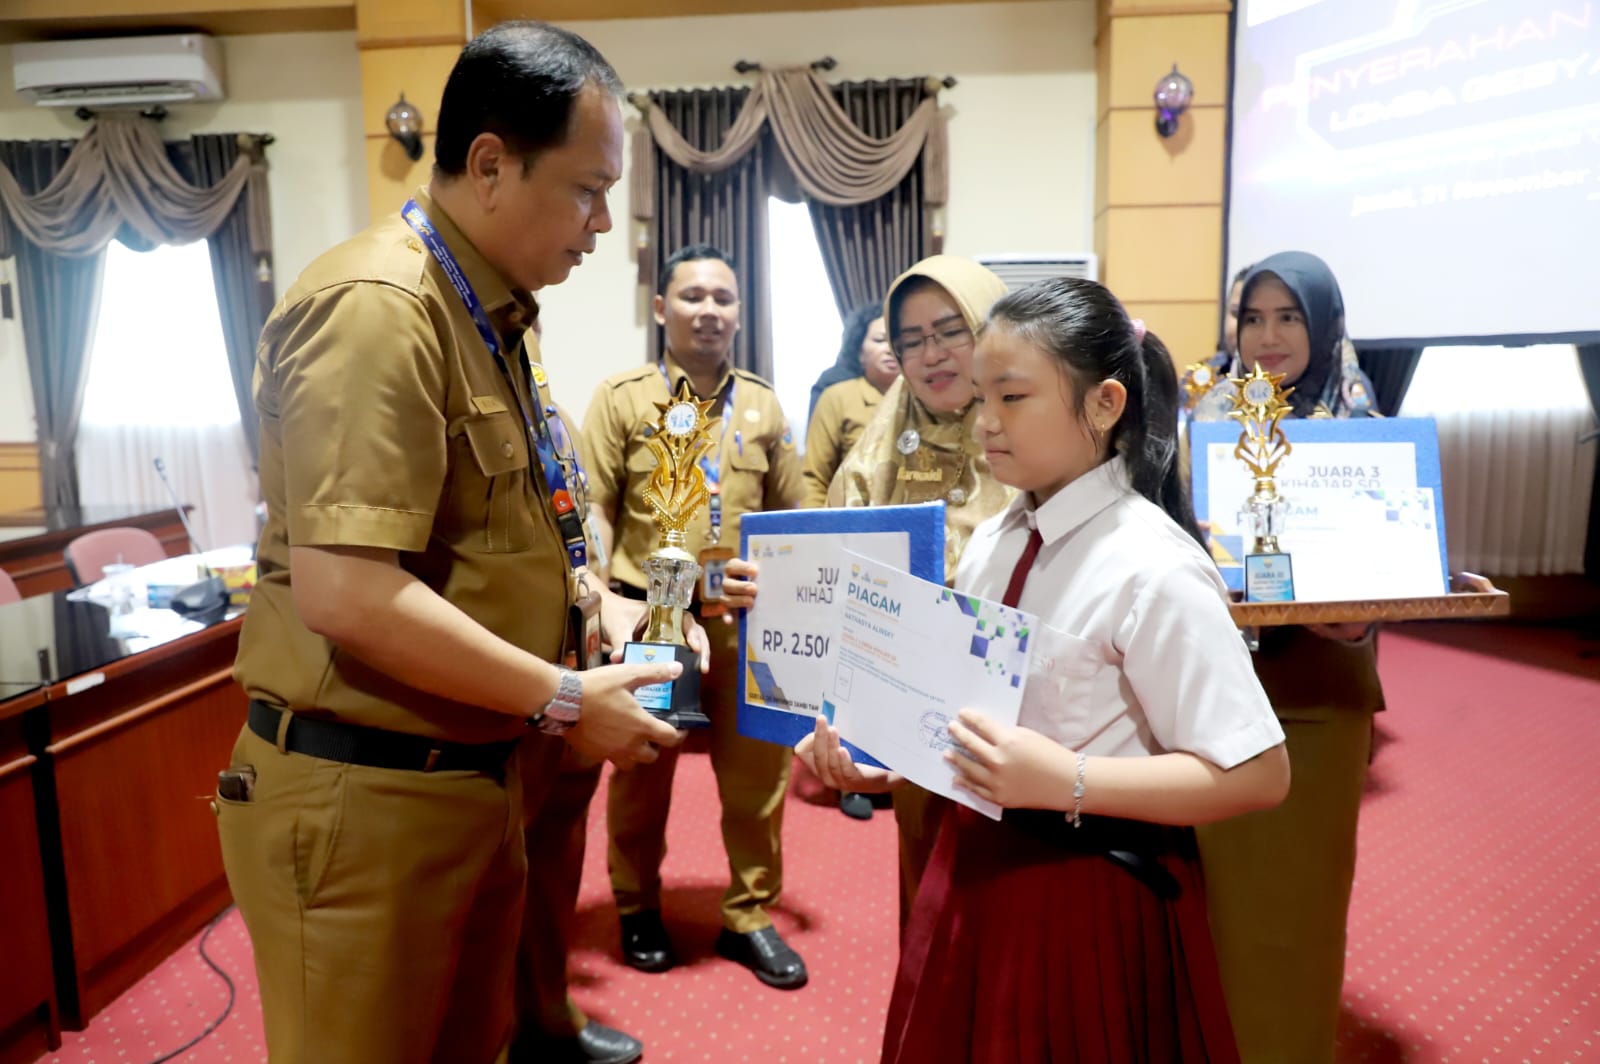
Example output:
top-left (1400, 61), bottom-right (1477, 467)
top-left (737, 503), bottom-right (945, 766)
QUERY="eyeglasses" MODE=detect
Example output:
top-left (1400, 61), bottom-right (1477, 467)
top-left (893, 323), bottom-right (973, 361)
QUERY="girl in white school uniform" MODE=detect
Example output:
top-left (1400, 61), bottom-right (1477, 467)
top-left (807, 277), bottom-right (1292, 1062)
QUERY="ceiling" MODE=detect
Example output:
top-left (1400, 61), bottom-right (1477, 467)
top-left (1, 0), bottom-right (1051, 43)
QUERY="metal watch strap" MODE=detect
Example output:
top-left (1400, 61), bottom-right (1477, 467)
top-left (534, 668), bottom-right (583, 735)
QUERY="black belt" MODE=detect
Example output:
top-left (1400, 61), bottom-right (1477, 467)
top-left (248, 701), bottom-right (519, 775)
top-left (1002, 808), bottom-right (1185, 900)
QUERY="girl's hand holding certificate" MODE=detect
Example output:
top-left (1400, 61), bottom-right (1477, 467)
top-left (946, 709), bottom-right (1079, 811)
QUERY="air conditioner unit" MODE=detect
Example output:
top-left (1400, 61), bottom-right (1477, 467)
top-left (975, 252), bottom-right (1099, 288)
top-left (13, 34), bottom-right (225, 108)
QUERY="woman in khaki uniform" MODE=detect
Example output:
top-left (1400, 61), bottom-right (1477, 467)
top-left (802, 306), bottom-right (898, 508)
top-left (1191, 250), bottom-right (1384, 1063)
top-left (727, 255), bottom-right (1013, 931)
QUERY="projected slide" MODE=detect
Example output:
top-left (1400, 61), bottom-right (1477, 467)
top-left (1229, 1), bottom-right (1600, 343)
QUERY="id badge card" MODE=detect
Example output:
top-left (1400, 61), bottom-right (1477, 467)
top-left (698, 545), bottom-right (735, 616)
top-left (568, 588), bottom-right (604, 670)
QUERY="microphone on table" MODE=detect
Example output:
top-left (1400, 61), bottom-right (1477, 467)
top-left (152, 457), bottom-right (227, 621)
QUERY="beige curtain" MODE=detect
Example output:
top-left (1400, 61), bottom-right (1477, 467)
top-left (0, 112), bottom-right (270, 260)
top-left (630, 66), bottom-right (948, 286)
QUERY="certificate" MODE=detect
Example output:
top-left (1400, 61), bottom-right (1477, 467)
top-left (737, 503), bottom-right (946, 763)
top-left (822, 550), bottom-right (1035, 820)
top-left (1189, 417), bottom-right (1450, 600)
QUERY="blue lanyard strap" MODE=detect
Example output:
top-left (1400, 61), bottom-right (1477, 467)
top-left (658, 363), bottom-right (737, 542)
top-left (402, 200), bottom-right (589, 570)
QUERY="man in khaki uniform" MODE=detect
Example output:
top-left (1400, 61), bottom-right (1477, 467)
top-left (218, 24), bottom-right (689, 1064)
top-left (511, 392), bottom-right (645, 1064)
top-left (583, 244), bottom-right (809, 989)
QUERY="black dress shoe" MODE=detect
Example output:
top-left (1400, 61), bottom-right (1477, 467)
top-left (619, 909), bottom-right (677, 973)
top-left (715, 926), bottom-right (809, 989)
top-left (839, 791), bottom-right (874, 820)
top-left (509, 1021), bottom-right (643, 1064)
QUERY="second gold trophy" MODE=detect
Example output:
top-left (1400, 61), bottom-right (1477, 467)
top-left (621, 378), bottom-right (718, 728)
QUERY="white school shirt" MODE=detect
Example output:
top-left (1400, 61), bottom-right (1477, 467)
top-left (954, 457), bottom-right (1284, 768)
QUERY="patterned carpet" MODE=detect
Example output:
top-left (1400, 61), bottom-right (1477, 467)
top-left (34, 623), bottom-right (1600, 1063)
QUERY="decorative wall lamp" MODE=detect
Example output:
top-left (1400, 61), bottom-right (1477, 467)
top-left (1154, 64), bottom-right (1194, 138)
top-left (385, 93), bottom-right (424, 161)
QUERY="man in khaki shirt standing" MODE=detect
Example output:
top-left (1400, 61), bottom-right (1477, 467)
top-left (218, 23), bottom-right (692, 1064)
top-left (583, 245), bottom-right (808, 989)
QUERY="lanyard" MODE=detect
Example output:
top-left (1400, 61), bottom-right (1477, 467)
top-left (658, 362), bottom-right (737, 544)
top-left (402, 199), bottom-right (589, 570)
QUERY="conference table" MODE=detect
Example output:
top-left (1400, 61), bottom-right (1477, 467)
top-left (0, 571), bottom-right (246, 1063)
top-left (0, 504), bottom-right (191, 597)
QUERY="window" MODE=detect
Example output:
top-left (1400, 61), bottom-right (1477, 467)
top-left (80, 240), bottom-right (238, 427)
top-left (765, 197), bottom-right (842, 451)
top-left (1400, 344), bottom-right (1595, 575)
top-left (77, 239), bottom-right (258, 549)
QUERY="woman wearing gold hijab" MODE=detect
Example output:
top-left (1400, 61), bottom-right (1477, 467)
top-left (725, 255), bottom-right (1012, 930)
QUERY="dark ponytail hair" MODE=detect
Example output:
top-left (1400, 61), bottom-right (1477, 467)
top-left (985, 277), bottom-right (1203, 545)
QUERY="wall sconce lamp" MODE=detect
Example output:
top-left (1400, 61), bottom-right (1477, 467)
top-left (1154, 64), bottom-right (1194, 138)
top-left (386, 93), bottom-right (424, 162)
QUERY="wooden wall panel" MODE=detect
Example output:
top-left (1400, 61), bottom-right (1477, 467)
top-left (1103, 12), bottom-right (1231, 110)
top-left (354, 0), bottom-right (464, 47)
top-left (43, 625), bottom-right (246, 1025)
top-left (1121, 300), bottom-right (1219, 366)
top-left (358, 45), bottom-right (460, 137)
top-left (364, 134), bottom-right (437, 222)
top-left (1102, 106), bottom-right (1224, 208)
top-left (0, 696), bottom-right (57, 1064)
top-left (1095, 2), bottom-right (1231, 361)
top-left (1102, 205), bottom-right (1223, 303)
top-left (0, 444), bottom-right (42, 516)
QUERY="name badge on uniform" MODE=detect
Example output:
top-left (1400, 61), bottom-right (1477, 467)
top-left (567, 586), bottom-right (604, 670)
top-left (698, 545), bottom-right (735, 616)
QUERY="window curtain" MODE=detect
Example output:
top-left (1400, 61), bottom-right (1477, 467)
top-left (1576, 343), bottom-right (1600, 576)
top-left (174, 134), bottom-right (275, 463)
top-left (1401, 345), bottom-right (1595, 576)
top-left (1355, 346), bottom-right (1423, 418)
top-left (0, 115), bottom-right (271, 514)
top-left (630, 66), bottom-right (950, 376)
top-left (807, 78), bottom-right (934, 316)
top-left (0, 139), bottom-right (106, 511)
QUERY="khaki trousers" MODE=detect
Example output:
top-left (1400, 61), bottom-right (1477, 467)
top-left (891, 783), bottom-right (951, 934)
top-left (216, 724), bottom-right (525, 1064)
top-left (1197, 707), bottom-right (1374, 1064)
top-left (606, 616), bottom-right (792, 932)
top-left (515, 734), bottom-right (604, 1038)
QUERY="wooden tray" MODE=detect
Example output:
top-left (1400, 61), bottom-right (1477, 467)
top-left (1228, 573), bottom-right (1509, 627)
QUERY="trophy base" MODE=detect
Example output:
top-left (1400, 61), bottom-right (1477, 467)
top-left (1244, 552), bottom-right (1296, 603)
top-left (622, 641), bottom-right (708, 729)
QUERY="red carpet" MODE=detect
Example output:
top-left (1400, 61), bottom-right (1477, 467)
top-left (34, 623), bottom-right (1600, 1063)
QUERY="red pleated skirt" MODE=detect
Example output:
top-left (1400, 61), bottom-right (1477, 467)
top-left (881, 805), bottom-right (1239, 1064)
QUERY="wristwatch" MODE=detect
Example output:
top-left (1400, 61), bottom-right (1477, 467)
top-left (533, 668), bottom-right (583, 735)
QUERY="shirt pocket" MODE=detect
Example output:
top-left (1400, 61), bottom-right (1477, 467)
top-left (1021, 623), bottom-right (1111, 747)
top-left (447, 397), bottom-right (537, 554)
top-left (721, 443), bottom-right (769, 516)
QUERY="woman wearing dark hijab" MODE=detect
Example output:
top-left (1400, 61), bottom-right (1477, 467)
top-left (1192, 251), bottom-right (1383, 1062)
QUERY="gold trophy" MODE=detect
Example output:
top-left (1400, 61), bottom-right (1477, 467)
top-left (1180, 359), bottom-right (1220, 411)
top-left (1229, 365), bottom-right (1297, 602)
top-left (621, 378), bottom-right (719, 728)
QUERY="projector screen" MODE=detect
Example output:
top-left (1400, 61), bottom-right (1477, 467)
top-left (1227, 0), bottom-right (1600, 346)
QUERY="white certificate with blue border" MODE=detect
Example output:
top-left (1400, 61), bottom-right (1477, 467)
top-left (1189, 417), bottom-right (1450, 601)
top-left (821, 550), bottom-right (1035, 820)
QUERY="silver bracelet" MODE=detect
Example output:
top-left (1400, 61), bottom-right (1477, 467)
top-left (1069, 752), bottom-right (1086, 829)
